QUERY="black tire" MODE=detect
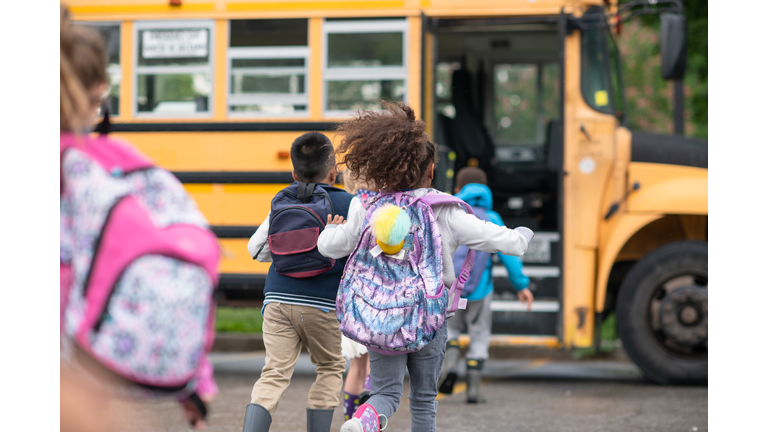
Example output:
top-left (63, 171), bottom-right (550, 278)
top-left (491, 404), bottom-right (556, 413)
top-left (616, 241), bottom-right (707, 384)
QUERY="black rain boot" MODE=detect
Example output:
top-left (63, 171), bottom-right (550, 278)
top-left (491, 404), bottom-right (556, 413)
top-left (307, 408), bottom-right (335, 432)
top-left (466, 358), bottom-right (485, 404)
top-left (242, 403), bottom-right (272, 432)
top-left (438, 339), bottom-right (461, 394)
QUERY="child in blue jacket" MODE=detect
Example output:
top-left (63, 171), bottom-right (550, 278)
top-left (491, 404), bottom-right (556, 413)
top-left (437, 167), bottom-right (533, 403)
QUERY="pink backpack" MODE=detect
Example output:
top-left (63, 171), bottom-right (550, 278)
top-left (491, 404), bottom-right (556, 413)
top-left (60, 133), bottom-right (219, 395)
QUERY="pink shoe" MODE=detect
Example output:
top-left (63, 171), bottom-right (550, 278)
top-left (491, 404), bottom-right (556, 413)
top-left (340, 403), bottom-right (387, 432)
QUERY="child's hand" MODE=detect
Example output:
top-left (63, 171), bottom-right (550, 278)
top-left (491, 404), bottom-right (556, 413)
top-left (327, 214), bottom-right (347, 226)
top-left (514, 227), bottom-right (534, 243)
top-left (517, 288), bottom-right (534, 311)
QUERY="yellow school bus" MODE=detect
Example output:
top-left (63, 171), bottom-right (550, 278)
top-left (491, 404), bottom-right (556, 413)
top-left (70, 0), bottom-right (707, 384)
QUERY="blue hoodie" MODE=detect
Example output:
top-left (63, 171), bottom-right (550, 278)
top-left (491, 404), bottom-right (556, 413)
top-left (455, 183), bottom-right (530, 301)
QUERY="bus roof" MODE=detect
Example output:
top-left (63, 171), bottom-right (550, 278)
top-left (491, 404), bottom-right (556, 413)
top-left (68, 0), bottom-right (608, 21)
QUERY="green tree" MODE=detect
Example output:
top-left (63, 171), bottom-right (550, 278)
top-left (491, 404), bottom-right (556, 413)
top-left (617, 0), bottom-right (707, 138)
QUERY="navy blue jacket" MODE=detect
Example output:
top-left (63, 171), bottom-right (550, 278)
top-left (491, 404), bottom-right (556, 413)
top-left (261, 183), bottom-right (354, 310)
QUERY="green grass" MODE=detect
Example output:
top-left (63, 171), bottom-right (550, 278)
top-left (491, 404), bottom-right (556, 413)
top-left (571, 313), bottom-right (619, 360)
top-left (215, 307), bottom-right (263, 333)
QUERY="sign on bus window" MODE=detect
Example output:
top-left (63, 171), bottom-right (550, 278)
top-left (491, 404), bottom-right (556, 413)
top-left (134, 21), bottom-right (214, 117)
top-left (141, 29), bottom-right (208, 59)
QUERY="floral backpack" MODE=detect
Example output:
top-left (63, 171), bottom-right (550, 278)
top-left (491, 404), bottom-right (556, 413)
top-left (60, 133), bottom-right (220, 398)
top-left (336, 189), bottom-right (475, 354)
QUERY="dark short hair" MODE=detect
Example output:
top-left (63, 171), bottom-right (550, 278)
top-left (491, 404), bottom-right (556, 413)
top-left (290, 132), bottom-right (334, 182)
top-left (455, 167), bottom-right (488, 189)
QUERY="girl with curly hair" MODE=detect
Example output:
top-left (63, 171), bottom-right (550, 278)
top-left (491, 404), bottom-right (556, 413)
top-left (318, 102), bottom-right (533, 432)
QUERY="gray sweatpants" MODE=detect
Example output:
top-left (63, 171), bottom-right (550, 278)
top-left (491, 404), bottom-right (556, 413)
top-left (446, 294), bottom-right (492, 360)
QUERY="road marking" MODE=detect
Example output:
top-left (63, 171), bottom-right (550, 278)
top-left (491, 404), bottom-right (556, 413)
top-left (435, 359), bottom-right (550, 401)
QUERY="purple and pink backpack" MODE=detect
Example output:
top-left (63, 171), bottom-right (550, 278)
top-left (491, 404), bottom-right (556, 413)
top-left (60, 133), bottom-right (220, 397)
top-left (336, 189), bottom-right (475, 354)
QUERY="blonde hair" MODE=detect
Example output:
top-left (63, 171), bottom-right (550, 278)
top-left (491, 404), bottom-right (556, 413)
top-left (341, 169), bottom-right (377, 195)
top-left (342, 169), bottom-right (359, 194)
top-left (60, 5), bottom-right (107, 132)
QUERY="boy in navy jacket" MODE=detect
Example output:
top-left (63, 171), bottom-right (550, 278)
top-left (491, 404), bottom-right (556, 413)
top-left (242, 132), bottom-right (357, 432)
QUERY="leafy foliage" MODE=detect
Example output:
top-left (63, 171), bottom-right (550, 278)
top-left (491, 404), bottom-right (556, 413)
top-left (617, 0), bottom-right (707, 138)
top-left (215, 307), bottom-right (263, 333)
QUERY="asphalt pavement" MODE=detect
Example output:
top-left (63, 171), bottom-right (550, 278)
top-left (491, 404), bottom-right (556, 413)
top-left (103, 352), bottom-right (707, 432)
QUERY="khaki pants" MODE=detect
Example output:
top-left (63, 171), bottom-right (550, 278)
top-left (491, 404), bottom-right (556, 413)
top-left (251, 302), bottom-right (345, 415)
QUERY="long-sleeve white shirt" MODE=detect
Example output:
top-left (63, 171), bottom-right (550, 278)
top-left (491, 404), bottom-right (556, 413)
top-left (317, 189), bottom-right (529, 289)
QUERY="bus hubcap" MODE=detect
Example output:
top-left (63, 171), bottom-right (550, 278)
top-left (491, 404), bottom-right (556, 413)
top-left (659, 286), bottom-right (708, 347)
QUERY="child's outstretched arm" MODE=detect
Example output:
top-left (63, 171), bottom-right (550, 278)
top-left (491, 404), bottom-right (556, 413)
top-left (444, 204), bottom-right (531, 256)
top-left (318, 197), bottom-right (365, 259)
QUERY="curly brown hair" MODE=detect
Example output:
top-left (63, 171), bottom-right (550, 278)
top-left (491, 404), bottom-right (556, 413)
top-left (335, 101), bottom-right (436, 192)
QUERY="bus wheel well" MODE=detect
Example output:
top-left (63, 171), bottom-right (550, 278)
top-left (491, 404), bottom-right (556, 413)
top-left (602, 261), bottom-right (637, 317)
top-left (602, 214), bottom-right (707, 316)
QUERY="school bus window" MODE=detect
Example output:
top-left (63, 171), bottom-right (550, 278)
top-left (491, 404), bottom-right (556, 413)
top-left (134, 21), bottom-right (214, 116)
top-left (492, 63), bottom-right (560, 148)
top-left (228, 19), bottom-right (309, 117)
top-left (327, 32), bottom-right (403, 67)
top-left (579, 9), bottom-right (623, 118)
top-left (77, 22), bottom-right (121, 117)
top-left (323, 19), bottom-right (408, 114)
top-left (607, 32), bottom-right (626, 121)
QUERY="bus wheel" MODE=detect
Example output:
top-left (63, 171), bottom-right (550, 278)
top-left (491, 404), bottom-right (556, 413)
top-left (616, 241), bottom-right (707, 384)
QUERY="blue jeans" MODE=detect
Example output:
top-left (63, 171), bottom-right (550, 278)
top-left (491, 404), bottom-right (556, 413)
top-left (366, 325), bottom-right (448, 432)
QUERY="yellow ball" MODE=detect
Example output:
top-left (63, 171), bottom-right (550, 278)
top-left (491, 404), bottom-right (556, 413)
top-left (377, 239), bottom-right (405, 255)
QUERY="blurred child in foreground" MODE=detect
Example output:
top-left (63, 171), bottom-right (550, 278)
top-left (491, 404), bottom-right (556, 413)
top-left (60, 5), bottom-right (214, 429)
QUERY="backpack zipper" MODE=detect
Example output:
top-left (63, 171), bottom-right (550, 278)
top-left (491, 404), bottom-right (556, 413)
top-left (255, 205), bottom-right (326, 259)
top-left (271, 205), bottom-right (326, 226)
top-left (282, 189), bottom-right (335, 216)
top-left (93, 266), bottom-right (128, 333)
top-left (82, 195), bottom-right (129, 297)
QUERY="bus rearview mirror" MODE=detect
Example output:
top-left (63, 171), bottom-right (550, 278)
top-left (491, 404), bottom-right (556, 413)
top-left (660, 13), bottom-right (687, 80)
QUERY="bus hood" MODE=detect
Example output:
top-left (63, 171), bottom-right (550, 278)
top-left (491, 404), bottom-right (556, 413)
top-left (631, 131), bottom-right (707, 169)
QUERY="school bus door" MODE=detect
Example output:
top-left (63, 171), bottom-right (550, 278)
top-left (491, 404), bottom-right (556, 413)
top-left (424, 15), bottom-right (566, 349)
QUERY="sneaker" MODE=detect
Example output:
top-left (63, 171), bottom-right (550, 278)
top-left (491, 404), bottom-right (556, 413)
top-left (340, 403), bottom-right (387, 432)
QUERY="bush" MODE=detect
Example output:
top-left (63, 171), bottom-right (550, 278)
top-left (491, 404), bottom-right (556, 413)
top-left (215, 307), bottom-right (263, 333)
top-left (571, 313), bottom-right (619, 360)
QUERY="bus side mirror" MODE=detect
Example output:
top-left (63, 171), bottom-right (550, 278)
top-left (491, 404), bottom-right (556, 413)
top-left (660, 13), bottom-right (687, 80)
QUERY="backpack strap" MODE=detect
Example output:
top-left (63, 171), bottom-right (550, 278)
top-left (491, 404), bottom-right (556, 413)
top-left (296, 182), bottom-right (316, 203)
top-left (418, 194), bottom-right (476, 313)
top-left (60, 134), bottom-right (154, 174)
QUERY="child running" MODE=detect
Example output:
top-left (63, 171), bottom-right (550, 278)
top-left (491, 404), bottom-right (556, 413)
top-left (437, 167), bottom-right (533, 404)
top-left (339, 172), bottom-right (378, 421)
top-left (317, 102), bottom-right (533, 432)
top-left (242, 132), bottom-right (357, 432)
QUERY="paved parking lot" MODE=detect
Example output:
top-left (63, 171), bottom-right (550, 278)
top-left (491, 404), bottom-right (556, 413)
top-left (103, 353), bottom-right (707, 432)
